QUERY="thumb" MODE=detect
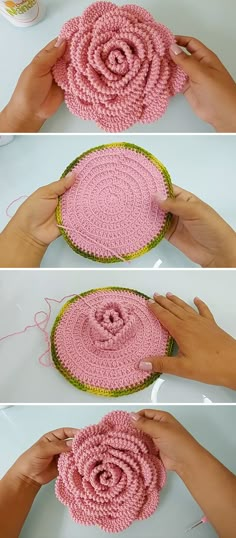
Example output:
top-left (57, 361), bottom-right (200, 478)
top-left (130, 413), bottom-right (165, 439)
top-left (44, 171), bottom-right (76, 197)
top-left (153, 193), bottom-right (201, 220)
top-left (139, 354), bottom-right (187, 377)
top-left (31, 38), bottom-right (66, 75)
top-left (169, 43), bottom-right (202, 79)
top-left (39, 439), bottom-right (72, 457)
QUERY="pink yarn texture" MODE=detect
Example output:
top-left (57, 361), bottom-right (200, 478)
top-left (53, 2), bottom-right (187, 131)
top-left (51, 288), bottom-right (171, 395)
top-left (57, 145), bottom-right (172, 262)
top-left (55, 411), bottom-right (166, 532)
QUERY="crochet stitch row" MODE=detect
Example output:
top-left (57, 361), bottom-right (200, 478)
top-left (51, 287), bottom-right (174, 397)
top-left (56, 142), bottom-right (173, 263)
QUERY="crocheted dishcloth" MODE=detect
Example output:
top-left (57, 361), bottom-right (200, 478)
top-left (55, 410), bottom-right (166, 533)
top-left (51, 287), bottom-right (174, 397)
top-left (56, 143), bottom-right (173, 263)
top-left (53, 2), bottom-right (187, 132)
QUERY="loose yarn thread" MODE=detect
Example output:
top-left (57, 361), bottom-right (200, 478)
top-left (6, 195), bottom-right (28, 218)
top-left (0, 293), bottom-right (92, 367)
top-left (53, 2), bottom-right (187, 131)
top-left (55, 410), bottom-right (166, 533)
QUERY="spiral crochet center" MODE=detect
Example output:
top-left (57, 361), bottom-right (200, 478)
top-left (55, 411), bottom-right (166, 533)
top-left (53, 2), bottom-right (187, 131)
top-left (89, 300), bottom-right (136, 350)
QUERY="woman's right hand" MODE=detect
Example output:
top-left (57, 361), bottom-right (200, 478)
top-left (154, 185), bottom-right (236, 268)
top-left (131, 409), bottom-right (200, 474)
top-left (170, 36), bottom-right (236, 132)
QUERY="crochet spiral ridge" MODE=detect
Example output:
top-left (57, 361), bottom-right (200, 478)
top-left (53, 2), bottom-right (187, 131)
top-left (56, 143), bottom-right (173, 263)
top-left (51, 287), bottom-right (173, 397)
top-left (55, 411), bottom-right (166, 533)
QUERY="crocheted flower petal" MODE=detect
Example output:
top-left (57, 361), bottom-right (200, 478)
top-left (80, 1), bottom-right (118, 28)
top-left (55, 477), bottom-right (74, 507)
top-left (101, 410), bottom-right (133, 431)
top-left (53, 59), bottom-right (70, 92)
top-left (58, 16), bottom-right (80, 41)
top-left (169, 64), bottom-right (188, 95)
top-left (138, 488), bottom-right (160, 520)
top-left (121, 4), bottom-right (157, 26)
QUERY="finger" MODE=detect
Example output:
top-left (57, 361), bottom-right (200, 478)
top-left (139, 354), bottom-right (187, 377)
top-left (133, 409), bottom-right (172, 422)
top-left (148, 300), bottom-right (181, 339)
top-left (194, 297), bottom-right (215, 320)
top-left (31, 38), bottom-right (66, 76)
top-left (130, 413), bottom-right (166, 438)
top-left (152, 293), bottom-right (189, 320)
top-left (43, 427), bottom-right (79, 442)
top-left (43, 171), bottom-right (76, 198)
top-left (165, 293), bottom-right (198, 316)
top-left (153, 192), bottom-right (202, 220)
top-left (175, 36), bottom-right (220, 66)
top-left (169, 43), bottom-right (203, 80)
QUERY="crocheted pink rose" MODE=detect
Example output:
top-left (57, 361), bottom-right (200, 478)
top-left (55, 411), bottom-right (166, 533)
top-left (89, 300), bottom-right (136, 350)
top-left (53, 2), bottom-right (187, 131)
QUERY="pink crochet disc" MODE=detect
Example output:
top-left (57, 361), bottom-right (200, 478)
top-left (51, 288), bottom-right (173, 396)
top-left (53, 2), bottom-right (187, 131)
top-left (56, 143), bottom-right (173, 263)
top-left (55, 410), bottom-right (166, 533)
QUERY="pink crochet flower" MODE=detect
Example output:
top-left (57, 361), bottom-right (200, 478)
top-left (55, 411), bottom-right (166, 533)
top-left (89, 301), bottom-right (136, 350)
top-left (53, 2), bottom-right (187, 131)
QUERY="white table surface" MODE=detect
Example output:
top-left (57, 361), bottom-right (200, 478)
top-left (1, 133), bottom-right (236, 268)
top-left (1, 404), bottom-right (235, 538)
top-left (0, 269), bottom-right (235, 404)
top-left (0, 0), bottom-right (236, 133)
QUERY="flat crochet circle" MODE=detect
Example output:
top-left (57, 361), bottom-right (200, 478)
top-left (56, 143), bottom-right (173, 263)
top-left (53, 2), bottom-right (187, 131)
top-left (55, 411), bottom-right (166, 533)
top-left (51, 287), bottom-right (173, 397)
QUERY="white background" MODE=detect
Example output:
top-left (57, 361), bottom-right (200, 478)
top-left (0, 269), bottom-right (235, 404)
top-left (0, 0), bottom-right (236, 133)
top-left (1, 404), bottom-right (235, 538)
top-left (0, 134), bottom-right (236, 268)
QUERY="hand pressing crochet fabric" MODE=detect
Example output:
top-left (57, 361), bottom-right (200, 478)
top-left (0, 427), bottom-right (79, 538)
top-left (131, 409), bottom-right (236, 538)
top-left (0, 38), bottom-right (66, 133)
top-left (0, 171), bottom-right (76, 268)
top-left (0, 36), bottom-right (236, 132)
top-left (139, 293), bottom-right (236, 390)
top-left (0, 179), bottom-right (235, 268)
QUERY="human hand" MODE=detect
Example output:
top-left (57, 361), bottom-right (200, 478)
top-left (154, 185), bottom-right (236, 268)
top-left (1, 38), bottom-right (66, 133)
top-left (170, 36), bottom-right (236, 132)
top-left (5, 171), bottom-right (76, 249)
top-left (131, 409), bottom-right (201, 474)
top-left (10, 428), bottom-right (79, 487)
top-left (139, 293), bottom-right (236, 390)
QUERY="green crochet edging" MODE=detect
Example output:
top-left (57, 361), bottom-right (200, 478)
top-left (56, 142), bottom-right (173, 263)
top-left (51, 287), bottom-right (175, 397)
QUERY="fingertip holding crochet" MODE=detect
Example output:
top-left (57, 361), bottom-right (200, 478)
top-left (50, 287), bottom-right (174, 397)
top-left (56, 143), bottom-right (173, 263)
top-left (55, 410), bottom-right (166, 532)
top-left (52, 2), bottom-right (187, 132)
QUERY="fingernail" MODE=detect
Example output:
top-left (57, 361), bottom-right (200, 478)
top-left (152, 192), bottom-right (167, 203)
top-left (66, 439), bottom-right (73, 447)
top-left (153, 292), bottom-right (160, 298)
top-left (148, 299), bottom-right (155, 304)
top-left (166, 292), bottom-right (174, 298)
top-left (55, 37), bottom-right (66, 48)
top-left (139, 361), bottom-right (152, 372)
top-left (130, 413), bottom-right (140, 421)
top-left (170, 43), bottom-right (183, 56)
top-left (64, 171), bottom-right (75, 182)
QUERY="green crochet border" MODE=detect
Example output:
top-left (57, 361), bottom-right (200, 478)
top-left (51, 287), bottom-right (175, 397)
top-left (56, 142), bottom-right (173, 263)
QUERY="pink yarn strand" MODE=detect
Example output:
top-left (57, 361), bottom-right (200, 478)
top-left (0, 293), bottom-right (92, 367)
top-left (6, 195), bottom-right (28, 218)
top-left (58, 225), bottom-right (131, 264)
